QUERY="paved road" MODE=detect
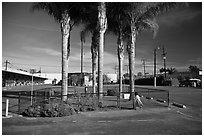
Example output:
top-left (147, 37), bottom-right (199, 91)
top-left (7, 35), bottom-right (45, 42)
top-left (2, 107), bottom-right (201, 135)
top-left (2, 85), bottom-right (202, 135)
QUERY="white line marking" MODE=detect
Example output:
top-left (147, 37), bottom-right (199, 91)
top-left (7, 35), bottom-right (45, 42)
top-left (177, 111), bottom-right (193, 118)
top-left (98, 121), bottom-right (111, 123)
top-left (137, 119), bottom-right (154, 121)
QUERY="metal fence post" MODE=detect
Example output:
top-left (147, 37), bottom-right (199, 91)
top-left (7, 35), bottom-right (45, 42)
top-left (44, 91), bottom-right (46, 101)
top-left (168, 91), bottom-right (170, 107)
top-left (5, 99), bottom-right (9, 117)
top-left (18, 92), bottom-right (21, 114)
top-left (48, 90), bottom-right (50, 102)
top-left (147, 89), bottom-right (150, 98)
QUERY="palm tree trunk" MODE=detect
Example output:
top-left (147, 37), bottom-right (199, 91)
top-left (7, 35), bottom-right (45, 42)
top-left (91, 32), bottom-right (97, 94)
top-left (92, 55), bottom-right (97, 94)
top-left (80, 32), bottom-right (85, 87)
top-left (129, 24), bottom-right (137, 109)
top-left (61, 11), bottom-right (71, 101)
top-left (97, 2), bottom-right (107, 104)
top-left (117, 30), bottom-right (124, 100)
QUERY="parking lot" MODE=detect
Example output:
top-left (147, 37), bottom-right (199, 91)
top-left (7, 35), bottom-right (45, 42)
top-left (2, 85), bottom-right (202, 135)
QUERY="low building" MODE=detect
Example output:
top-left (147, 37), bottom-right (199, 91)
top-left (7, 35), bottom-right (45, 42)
top-left (106, 74), bottom-right (118, 83)
top-left (2, 68), bottom-right (47, 87)
top-left (68, 72), bottom-right (91, 86)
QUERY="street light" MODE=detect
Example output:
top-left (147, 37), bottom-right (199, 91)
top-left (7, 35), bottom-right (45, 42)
top-left (30, 69), bottom-right (36, 105)
top-left (153, 47), bottom-right (160, 88)
top-left (162, 46), bottom-right (167, 78)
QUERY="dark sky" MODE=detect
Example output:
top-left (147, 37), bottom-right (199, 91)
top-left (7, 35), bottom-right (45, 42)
top-left (2, 2), bottom-right (202, 75)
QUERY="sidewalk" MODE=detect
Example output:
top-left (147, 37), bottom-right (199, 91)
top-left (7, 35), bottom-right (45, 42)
top-left (2, 107), bottom-right (202, 135)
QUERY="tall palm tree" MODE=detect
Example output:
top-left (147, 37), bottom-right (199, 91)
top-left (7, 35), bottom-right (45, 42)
top-left (80, 28), bottom-right (99, 95)
top-left (32, 2), bottom-right (84, 101)
top-left (105, 3), bottom-right (127, 108)
top-left (80, 31), bottom-right (85, 87)
top-left (106, 3), bottom-right (130, 102)
top-left (79, 2), bottom-right (107, 106)
top-left (79, 3), bottom-right (99, 95)
top-left (124, 2), bottom-right (187, 109)
top-left (97, 2), bottom-right (107, 103)
top-left (106, 3), bottom-right (159, 105)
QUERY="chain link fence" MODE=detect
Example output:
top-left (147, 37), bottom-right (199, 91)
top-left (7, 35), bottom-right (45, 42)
top-left (2, 85), bottom-right (169, 115)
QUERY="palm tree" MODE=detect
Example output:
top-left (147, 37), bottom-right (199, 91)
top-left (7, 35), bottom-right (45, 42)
top-left (106, 3), bottom-right (159, 105)
top-left (80, 28), bottom-right (99, 95)
top-left (122, 2), bottom-right (187, 109)
top-left (80, 31), bottom-right (85, 87)
top-left (97, 2), bottom-right (107, 103)
top-left (78, 3), bottom-right (99, 95)
top-left (106, 2), bottom-right (130, 106)
top-left (32, 2), bottom-right (84, 101)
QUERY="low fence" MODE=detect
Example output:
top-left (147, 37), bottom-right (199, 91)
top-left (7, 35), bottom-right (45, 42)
top-left (2, 85), bottom-right (169, 115)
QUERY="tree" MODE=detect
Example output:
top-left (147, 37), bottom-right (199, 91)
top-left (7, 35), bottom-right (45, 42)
top-left (124, 2), bottom-right (187, 109)
top-left (80, 31), bottom-right (85, 86)
top-left (97, 2), bottom-right (107, 103)
top-left (189, 65), bottom-right (200, 73)
top-left (106, 2), bottom-right (130, 99)
top-left (189, 65), bottom-right (200, 78)
top-left (79, 3), bottom-right (99, 95)
top-left (79, 3), bottom-right (107, 105)
top-left (137, 72), bottom-right (143, 77)
top-left (32, 2), bottom-right (84, 101)
top-left (160, 67), bottom-right (177, 75)
top-left (80, 29), bottom-right (99, 94)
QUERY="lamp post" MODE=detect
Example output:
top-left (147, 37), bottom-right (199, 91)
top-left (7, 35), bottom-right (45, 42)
top-left (162, 46), bottom-right (167, 78)
top-left (153, 47), bottom-right (160, 88)
top-left (30, 69), bottom-right (36, 105)
top-left (141, 59), bottom-right (146, 77)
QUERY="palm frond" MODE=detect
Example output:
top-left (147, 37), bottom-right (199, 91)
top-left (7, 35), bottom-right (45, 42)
top-left (138, 19), bottom-right (159, 39)
top-left (32, 2), bottom-right (87, 24)
top-left (140, 2), bottom-right (188, 20)
top-left (80, 31), bottom-right (86, 44)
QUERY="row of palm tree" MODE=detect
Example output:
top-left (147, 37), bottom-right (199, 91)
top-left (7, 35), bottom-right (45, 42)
top-left (32, 2), bottom-right (187, 107)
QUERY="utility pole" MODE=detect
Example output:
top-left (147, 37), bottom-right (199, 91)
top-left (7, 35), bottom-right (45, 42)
top-left (5, 60), bottom-right (9, 71)
top-left (141, 59), bottom-right (146, 77)
top-left (113, 65), bottom-right (118, 74)
top-left (153, 47), bottom-right (161, 88)
top-left (30, 69), bottom-right (36, 105)
top-left (162, 46), bottom-right (167, 78)
top-left (124, 64), bottom-right (129, 74)
top-left (153, 49), bottom-right (157, 88)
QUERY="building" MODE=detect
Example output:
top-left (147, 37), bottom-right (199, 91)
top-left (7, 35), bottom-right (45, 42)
top-left (68, 72), bottom-right (91, 86)
top-left (106, 74), bottom-right (118, 83)
top-left (2, 68), bottom-right (47, 87)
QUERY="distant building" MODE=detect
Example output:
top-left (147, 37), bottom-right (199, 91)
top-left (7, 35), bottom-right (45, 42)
top-left (39, 73), bottom-right (61, 84)
top-left (2, 68), bottom-right (47, 87)
top-left (69, 72), bottom-right (92, 86)
top-left (62, 72), bottom-right (92, 86)
top-left (106, 74), bottom-right (118, 83)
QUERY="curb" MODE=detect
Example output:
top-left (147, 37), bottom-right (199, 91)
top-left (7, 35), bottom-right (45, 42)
top-left (146, 97), bottom-right (153, 100)
top-left (172, 102), bottom-right (186, 108)
top-left (156, 99), bottom-right (166, 103)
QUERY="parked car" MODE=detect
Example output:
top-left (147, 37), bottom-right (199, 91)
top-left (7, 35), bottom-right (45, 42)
top-left (179, 79), bottom-right (201, 87)
top-left (179, 80), bottom-right (192, 87)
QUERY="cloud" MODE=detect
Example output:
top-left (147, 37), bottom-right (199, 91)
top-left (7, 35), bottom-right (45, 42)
top-left (188, 58), bottom-right (202, 64)
top-left (75, 42), bottom-right (92, 48)
top-left (158, 8), bottom-right (201, 27)
top-left (24, 47), bottom-right (61, 57)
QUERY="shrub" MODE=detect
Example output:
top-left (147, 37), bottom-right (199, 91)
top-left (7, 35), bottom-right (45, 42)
top-left (22, 99), bottom-right (77, 117)
top-left (77, 94), bottom-right (99, 111)
top-left (107, 89), bottom-right (117, 96)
